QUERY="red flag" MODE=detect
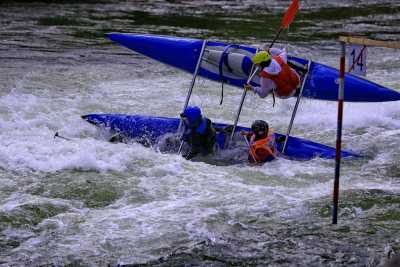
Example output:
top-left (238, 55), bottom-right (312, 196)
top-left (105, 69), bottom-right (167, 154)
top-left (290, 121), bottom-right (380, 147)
top-left (281, 0), bottom-right (299, 29)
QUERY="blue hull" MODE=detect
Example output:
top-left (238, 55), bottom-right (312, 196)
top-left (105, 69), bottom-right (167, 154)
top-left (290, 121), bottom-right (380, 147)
top-left (107, 33), bottom-right (400, 102)
top-left (82, 114), bottom-right (359, 161)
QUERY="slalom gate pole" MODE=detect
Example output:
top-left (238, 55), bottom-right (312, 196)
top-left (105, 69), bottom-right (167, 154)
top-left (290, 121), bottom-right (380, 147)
top-left (282, 60), bottom-right (311, 154)
top-left (332, 41), bottom-right (346, 225)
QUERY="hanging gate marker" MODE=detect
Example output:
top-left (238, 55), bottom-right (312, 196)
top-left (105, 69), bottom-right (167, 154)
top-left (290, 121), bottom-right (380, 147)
top-left (333, 36), bottom-right (400, 225)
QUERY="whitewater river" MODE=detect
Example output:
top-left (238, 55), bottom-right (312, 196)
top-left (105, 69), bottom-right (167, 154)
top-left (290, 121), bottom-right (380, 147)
top-left (1, 1), bottom-right (399, 266)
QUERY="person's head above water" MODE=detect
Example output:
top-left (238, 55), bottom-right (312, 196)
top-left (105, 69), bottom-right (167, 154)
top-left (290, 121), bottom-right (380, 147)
top-left (180, 106), bottom-right (202, 127)
top-left (251, 50), bottom-right (272, 68)
top-left (251, 120), bottom-right (269, 138)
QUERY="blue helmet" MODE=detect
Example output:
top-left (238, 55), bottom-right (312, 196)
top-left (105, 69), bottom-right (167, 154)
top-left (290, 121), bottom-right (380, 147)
top-left (181, 106), bottom-right (202, 126)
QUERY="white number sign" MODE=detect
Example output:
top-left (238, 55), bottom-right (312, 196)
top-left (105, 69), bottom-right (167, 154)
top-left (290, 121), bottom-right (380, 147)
top-left (348, 45), bottom-right (367, 77)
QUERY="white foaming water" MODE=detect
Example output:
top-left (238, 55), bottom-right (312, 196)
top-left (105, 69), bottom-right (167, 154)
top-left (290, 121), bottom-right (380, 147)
top-left (1, 40), bottom-right (400, 266)
top-left (1, 51), bottom-right (399, 186)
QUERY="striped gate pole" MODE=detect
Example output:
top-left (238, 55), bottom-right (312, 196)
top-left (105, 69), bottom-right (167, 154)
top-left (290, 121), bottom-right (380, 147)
top-left (332, 41), bottom-right (346, 224)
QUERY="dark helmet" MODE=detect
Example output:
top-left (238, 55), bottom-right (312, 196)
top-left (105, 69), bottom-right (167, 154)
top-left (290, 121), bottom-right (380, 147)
top-left (251, 120), bottom-right (269, 134)
top-left (180, 106), bottom-right (202, 126)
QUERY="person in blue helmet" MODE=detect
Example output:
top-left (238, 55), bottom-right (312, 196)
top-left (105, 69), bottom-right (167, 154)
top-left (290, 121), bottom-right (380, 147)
top-left (180, 106), bottom-right (216, 160)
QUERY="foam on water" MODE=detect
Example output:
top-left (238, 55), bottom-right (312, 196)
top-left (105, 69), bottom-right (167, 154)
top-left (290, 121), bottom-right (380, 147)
top-left (1, 52), bottom-right (399, 203)
top-left (1, 2), bottom-right (400, 264)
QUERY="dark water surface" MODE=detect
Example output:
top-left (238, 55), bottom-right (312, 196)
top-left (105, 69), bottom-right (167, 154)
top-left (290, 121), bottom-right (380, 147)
top-left (1, 1), bottom-right (400, 266)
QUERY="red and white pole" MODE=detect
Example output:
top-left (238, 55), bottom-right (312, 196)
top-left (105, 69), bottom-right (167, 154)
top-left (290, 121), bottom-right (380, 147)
top-left (332, 41), bottom-right (346, 224)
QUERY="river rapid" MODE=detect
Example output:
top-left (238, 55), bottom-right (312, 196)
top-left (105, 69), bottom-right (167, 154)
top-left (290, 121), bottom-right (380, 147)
top-left (0, 1), bottom-right (400, 266)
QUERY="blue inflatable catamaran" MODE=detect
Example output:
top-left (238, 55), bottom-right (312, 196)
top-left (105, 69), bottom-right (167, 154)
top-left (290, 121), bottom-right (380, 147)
top-left (107, 33), bottom-right (400, 102)
top-left (81, 33), bottom-right (400, 161)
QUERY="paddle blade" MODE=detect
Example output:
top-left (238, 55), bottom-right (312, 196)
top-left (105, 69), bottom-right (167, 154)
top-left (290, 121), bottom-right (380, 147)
top-left (281, 0), bottom-right (299, 29)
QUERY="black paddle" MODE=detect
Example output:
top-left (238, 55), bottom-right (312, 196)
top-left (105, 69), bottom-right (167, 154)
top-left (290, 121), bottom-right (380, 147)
top-left (54, 132), bottom-right (72, 141)
top-left (228, 0), bottom-right (300, 147)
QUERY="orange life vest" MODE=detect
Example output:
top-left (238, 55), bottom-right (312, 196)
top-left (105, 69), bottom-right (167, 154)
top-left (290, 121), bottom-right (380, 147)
top-left (249, 134), bottom-right (276, 163)
top-left (259, 56), bottom-right (300, 97)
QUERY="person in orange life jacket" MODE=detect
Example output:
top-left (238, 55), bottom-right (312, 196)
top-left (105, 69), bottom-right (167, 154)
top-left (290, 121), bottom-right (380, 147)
top-left (244, 48), bottom-right (300, 99)
top-left (241, 120), bottom-right (276, 163)
top-left (180, 106), bottom-right (216, 160)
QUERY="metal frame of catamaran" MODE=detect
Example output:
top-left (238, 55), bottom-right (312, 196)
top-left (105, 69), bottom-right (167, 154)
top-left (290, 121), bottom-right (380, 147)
top-left (332, 36), bottom-right (400, 225)
top-left (178, 38), bottom-right (312, 156)
top-left (177, 39), bottom-right (208, 154)
top-left (178, 0), bottom-right (300, 154)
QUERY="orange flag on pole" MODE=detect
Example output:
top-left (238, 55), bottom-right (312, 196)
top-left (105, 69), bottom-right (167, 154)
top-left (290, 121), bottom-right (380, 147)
top-left (281, 0), bottom-right (299, 29)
